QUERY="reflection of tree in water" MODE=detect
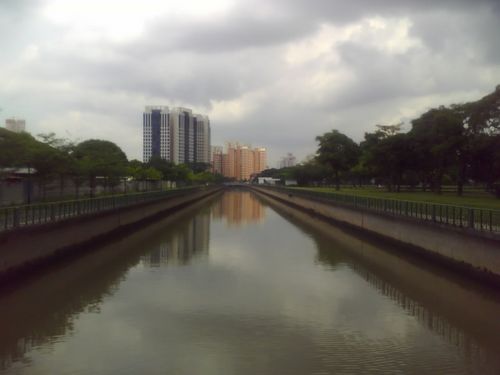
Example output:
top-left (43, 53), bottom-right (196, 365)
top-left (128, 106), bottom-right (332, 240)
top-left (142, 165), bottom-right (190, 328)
top-left (0, 239), bottom-right (147, 371)
top-left (267, 198), bottom-right (500, 375)
top-left (140, 210), bottom-right (210, 267)
top-left (211, 190), bottom-right (265, 226)
top-left (0, 203), bottom-right (212, 371)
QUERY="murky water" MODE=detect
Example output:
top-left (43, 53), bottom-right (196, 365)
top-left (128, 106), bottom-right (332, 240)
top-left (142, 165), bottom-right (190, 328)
top-left (1, 190), bottom-right (500, 375)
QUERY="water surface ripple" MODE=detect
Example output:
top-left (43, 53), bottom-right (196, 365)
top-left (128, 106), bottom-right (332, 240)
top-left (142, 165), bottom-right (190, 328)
top-left (1, 190), bottom-right (499, 374)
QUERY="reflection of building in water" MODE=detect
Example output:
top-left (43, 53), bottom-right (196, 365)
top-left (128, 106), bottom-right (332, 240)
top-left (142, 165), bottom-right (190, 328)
top-left (212, 191), bottom-right (265, 226)
top-left (141, 212), bottom-right (210, 266)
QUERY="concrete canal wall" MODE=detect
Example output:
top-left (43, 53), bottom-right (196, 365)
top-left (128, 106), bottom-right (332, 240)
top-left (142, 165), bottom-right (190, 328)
top-left (0, 187), bottom-right (222, 280)
top-left (255, 191), bottom-right (500, 346)
top-left (251, 186), bottom-right (500, 284)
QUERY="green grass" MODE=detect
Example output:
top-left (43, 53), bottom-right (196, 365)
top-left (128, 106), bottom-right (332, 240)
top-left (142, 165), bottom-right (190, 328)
top-left (294, 187), bottom-right (500, 211)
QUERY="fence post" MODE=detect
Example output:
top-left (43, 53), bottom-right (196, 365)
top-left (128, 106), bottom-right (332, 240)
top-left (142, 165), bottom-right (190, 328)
top-left (50, 204), bottom-right (56, 222)
top-left (13, 208), bottom-right (20, 228)
top-left (468, 209), bottom-right (474, 229)
top-left (432, 205), bottom-right (436, 222)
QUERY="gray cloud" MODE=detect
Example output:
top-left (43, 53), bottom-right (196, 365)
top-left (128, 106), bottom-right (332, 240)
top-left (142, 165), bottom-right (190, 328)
top-left (1, 0), bottom-right (500, 164)
top-left (140, 13), bottom-right (316, 53)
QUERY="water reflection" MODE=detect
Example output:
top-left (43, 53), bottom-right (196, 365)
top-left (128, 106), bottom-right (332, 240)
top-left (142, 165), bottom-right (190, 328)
top-left (0, 196), bottom-right (217, 373)
top-left (258, 193), bottom-right (500, 374)
top-left (141, 209), bottom-right (211, 267)
top-left (0, 190), bottom-right (499, 375)
top-left (212, 190), bottom-right (265, 226)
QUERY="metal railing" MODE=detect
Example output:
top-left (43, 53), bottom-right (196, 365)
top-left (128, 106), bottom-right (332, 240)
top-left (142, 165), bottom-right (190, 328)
top-left (262, 186), bottom-right (500, 234)
top-left (0, 187), bottom-right (203, 232)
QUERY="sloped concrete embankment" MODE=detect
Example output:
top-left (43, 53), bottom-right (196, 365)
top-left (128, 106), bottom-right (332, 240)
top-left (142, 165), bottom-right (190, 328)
top-left (251, 186), bottom-right (500, 285)
top-left (0, 187), bottom-right (222, 280)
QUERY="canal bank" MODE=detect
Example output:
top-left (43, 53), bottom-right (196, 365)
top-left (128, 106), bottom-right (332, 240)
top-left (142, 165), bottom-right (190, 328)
top-left (1, 189), bottom-right (500, 375)
top-left (253, 190), bottom-right (500, 359)
top-left (250, 186), bottom-right (500, 285)
top-left (0, 186), bottom-right (222, 282)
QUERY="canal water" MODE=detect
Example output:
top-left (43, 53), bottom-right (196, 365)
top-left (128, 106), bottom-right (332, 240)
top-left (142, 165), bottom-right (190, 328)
top-left (1, 190), bottom-right (500, 375)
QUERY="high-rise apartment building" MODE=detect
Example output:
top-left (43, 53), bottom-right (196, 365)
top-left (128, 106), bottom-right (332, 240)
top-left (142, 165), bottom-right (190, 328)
top-left (5, 118), bottom-right (26, 133)
top-left (211, 146), bottom-right (224, 175)
top-left (143, 106), bottom-right (211, 164)
top-left (254, 147), bottom-right (268, 173)
top-left (212, 142), bottom-right (268, 181)
top-left (143, 106), bottom-right (171, 162)
top-left (194, 114), bottom-right (211, 164)
top-left (279, 153), bottom-right (296, 168)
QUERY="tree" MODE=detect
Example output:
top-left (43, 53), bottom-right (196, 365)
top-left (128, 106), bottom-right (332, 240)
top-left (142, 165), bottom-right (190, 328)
top-left (73, 140), bottom-right (128, 196)
top-left (187, 162), bottom-right (211, 174)
top-left (37, 132), bottom-right (76, 198)
top-left (291, 161), bottom-right (330, 186)
top-left (315, 130), bottom-right (359, 190)
top-left (147, 156), bottom-right (178, 181)
top-left (0, 128), bottom-right (36, 168)
top-left (359, 125), bottom-right (414, 191)
top-left (410, 106), bottom-right (466, 194)
top-left (469, 134), bottom-right (500, 195)
top-left (127, 160), bottom-right (162, 182)
top-left (461, 85), bottom-right (500, 135)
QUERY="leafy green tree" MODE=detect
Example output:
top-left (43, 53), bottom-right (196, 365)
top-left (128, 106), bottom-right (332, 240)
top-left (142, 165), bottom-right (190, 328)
top-left (316, 130), bottom-right (360, 190)
top-left (469, 134), bottom-right (500, 195)
top-left (127, 160), bottom-right (162, 182)
top-left (187, 162), bottom-right (211, 174)
top-left (173, 163), bottom-right (192, 184)
top-left (190, 171), bottom-right (215, 185)
top-left (461, 85), bottom-right (500, 135)
top-left (73, 139), bottom-right (128, 196)
top-left (292, 161), bottom-right (331, 186)
top-left (144, 167), bottom-right (162, 181)
top-left (410, 106), bottom-right (466, 194)
top-left (0, 128), bottom-right (34, 168)
top-left (359, 125), bottom-right (414, 191)
top-left (0, 129), bottom-right (70, 201)
top-left (37, 132), bottom-right (77, 198)
top-left (147, 156), bottom-right (179, 181)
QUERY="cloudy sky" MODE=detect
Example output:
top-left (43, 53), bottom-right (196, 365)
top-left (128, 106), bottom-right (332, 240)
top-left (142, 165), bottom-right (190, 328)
top-left (1, 0), bottom-right (500, 165)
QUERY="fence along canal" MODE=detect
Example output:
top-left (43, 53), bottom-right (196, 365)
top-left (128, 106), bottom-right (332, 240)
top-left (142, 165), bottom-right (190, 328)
top-left (0, 187), bottom-right (203, 232)
top-left (264, 186), bottom-right (500, 234)
top-left (2, 185), bottom-right (499, 235)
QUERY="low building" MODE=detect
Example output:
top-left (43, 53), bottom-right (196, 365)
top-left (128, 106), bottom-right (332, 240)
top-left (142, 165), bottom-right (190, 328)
top-left (257, 177), bottom-right (280, 185)
top-left (5, 118), bottom-right (26, 133)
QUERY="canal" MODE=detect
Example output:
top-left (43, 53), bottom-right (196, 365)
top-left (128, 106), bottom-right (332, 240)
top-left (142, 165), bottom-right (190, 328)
top-left (1, 190), bottom-right (500, 374)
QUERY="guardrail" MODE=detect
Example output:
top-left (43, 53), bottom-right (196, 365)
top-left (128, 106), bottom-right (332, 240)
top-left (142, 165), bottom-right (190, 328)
top-left (261, 186), bottom-right (500, 234)
top-left (0, 187), bottom-right (203, 232)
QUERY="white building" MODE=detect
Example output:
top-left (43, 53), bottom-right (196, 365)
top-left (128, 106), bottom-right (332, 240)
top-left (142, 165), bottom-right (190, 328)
top-left (143, 106), bottom-right (211, 164)
top-left (279, 153), bottom-right (297, 168)
top-left (5, 118), bottom-right (26, 133)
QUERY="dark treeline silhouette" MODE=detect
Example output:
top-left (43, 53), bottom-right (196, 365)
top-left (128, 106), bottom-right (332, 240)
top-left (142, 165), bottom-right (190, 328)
top-left (259, 85), bottom-right (500, 197)
top-left (0, 131), bottom-right (221, 204)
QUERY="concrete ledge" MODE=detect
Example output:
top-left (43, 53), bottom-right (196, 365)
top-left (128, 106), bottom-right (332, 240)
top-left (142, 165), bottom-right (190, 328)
top-left (250, 186), bottom-right (500, 284)
top-left (0, 187), bottom-right (222, 280)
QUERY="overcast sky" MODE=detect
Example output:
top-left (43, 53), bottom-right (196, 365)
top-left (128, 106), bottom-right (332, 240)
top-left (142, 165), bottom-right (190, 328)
top-left (1, 0), bottom-right (500, 165)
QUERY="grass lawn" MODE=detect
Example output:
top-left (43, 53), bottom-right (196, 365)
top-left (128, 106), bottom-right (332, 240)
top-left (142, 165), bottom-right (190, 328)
top-left (295, 187), bottom-right (500, 211)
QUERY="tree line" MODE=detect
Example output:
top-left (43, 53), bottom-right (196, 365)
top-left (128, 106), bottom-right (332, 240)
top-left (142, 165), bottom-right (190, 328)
top-left (260, 85), bottom-right (500, 197)
top-left (0, 130), bottom-right (220, 202)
